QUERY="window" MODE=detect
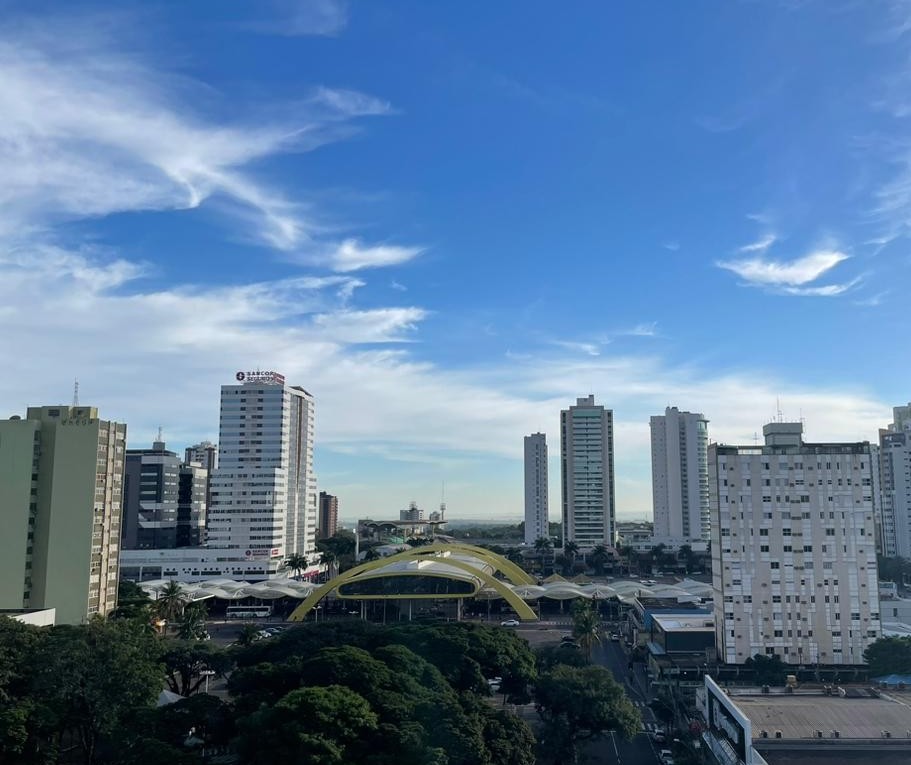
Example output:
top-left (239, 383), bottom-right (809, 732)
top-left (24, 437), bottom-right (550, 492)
top-left (770, 562), bottom-right (780, 569)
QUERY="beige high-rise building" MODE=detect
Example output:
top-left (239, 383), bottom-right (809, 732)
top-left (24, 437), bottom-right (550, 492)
top-left (0, 405), bottom-right (126, 624)
top-left (710, 422), bottom-right (880, 667)
top-left (560, 395), bottom-right (616, 548)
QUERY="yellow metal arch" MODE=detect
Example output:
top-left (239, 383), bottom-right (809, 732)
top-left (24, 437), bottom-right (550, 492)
top-left (288, 542), bottom-right (537, 622)
top-left (403, 542), bottom-right (536, 586)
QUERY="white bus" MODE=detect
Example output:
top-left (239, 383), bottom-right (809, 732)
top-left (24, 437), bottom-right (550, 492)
top-left (226, 605), bottom-right (272, 619)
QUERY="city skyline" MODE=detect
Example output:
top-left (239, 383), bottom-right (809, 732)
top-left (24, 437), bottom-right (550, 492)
top-left (0, 1), bottom-right (908, 520)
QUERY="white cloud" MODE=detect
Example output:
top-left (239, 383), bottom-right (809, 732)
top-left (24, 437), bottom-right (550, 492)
top-left (717, 249), bottom-right (850, 288)
top-left (662, 241), bottom-right (680, 251)
top-left (737, 233), bottom-right (777, 253)
top-left (247, 0), bottom-right (349, 37)
top-left (319, 239), bottom-right (425, 272)
top-left (0, 16), bottom-right (416, 263)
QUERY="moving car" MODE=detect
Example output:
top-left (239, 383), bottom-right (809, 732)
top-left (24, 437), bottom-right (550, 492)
top-left (500, 619), bottom-right (520, 627)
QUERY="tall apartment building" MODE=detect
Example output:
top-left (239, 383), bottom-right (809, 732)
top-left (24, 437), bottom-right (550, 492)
top-left (123, 439), bottom-right (207, 549)
top-left (650, 407), bottom-right (710, 542)
top-left (123, 439), bottom-right (180, 549)
top-left (710, 422), bottom-right (881, 666)
top-left (185, 440), bottom-right (218, 473)
top-left (0, 405), bottom-right (125, 624)
top-left (879, 402), bottom-right (911, 559)
top-left (177, 462), bottom-right (208, 547)
top-left (560, 395), bottom-right (615, 548)
top-left (318, 491), bottom-right (338, 538)
top-left (206, 370), bottom-right (317, 576)
top-left (524, 432), bottom-right (549, 545)
top-left (185, 440), bottom-right (217, 515)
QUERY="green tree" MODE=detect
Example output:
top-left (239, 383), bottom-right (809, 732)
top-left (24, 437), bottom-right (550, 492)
top-left (864, 636), bottom-right (911, 676)
top-left (481, 708), bottom-right (535, 765)
top-left (112, 580), bottom-right (154, 622)
top-left (535, 664), bottom-right (640, 764)
top-left (319, 550), bottom-right (339, 581)
top-left (238, 685), bottom-right (378, 765)
top-left (162, 641), bottom-right (232, 697)
top-left (176, 600), bottom-right (209, 641)
top-left (152, 580), bottom-right (186, 629)
top-left (283, 553), bottom-right (309, 580)
top-left (678, 544), bottom-right (695, 574)
top-left (745, 653), bottom-right (787, 685)
top-left (31, 619), bottom-right (163, 764)
top-left (590, 544), bottom-right (610, 575)
top-left (571, 600), bottom-right (602, 659)
top-left (235, 623), bottom-right (261, 647)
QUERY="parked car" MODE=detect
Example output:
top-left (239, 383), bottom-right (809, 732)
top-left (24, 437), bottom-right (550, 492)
top-left (500, 619), bottom-right (520, 627)
top-left (659, 749), bottom-right (674, 764)
top-left (652, 730), bottom-right (667, 744)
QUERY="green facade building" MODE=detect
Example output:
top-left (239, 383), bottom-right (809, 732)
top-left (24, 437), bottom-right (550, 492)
top-left (0, 406), bottom-right (126, 624)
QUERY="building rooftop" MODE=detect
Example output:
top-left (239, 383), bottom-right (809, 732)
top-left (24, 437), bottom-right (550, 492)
top-left (732, 692), bottom-right (911, 740)
top-left (652, 614), bottom-right (714, 631)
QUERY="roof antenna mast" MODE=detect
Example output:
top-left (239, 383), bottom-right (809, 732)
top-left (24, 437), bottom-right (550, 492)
top-left (72, 379), bottom-right (79, 408)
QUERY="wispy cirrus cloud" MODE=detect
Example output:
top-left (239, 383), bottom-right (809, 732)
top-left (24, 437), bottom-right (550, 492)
top-left (737, 233), bottom-right (777, 254)
top-left (245, 0), bottom-right (349, 37)
top-left (717, 247), bottom-right (858, 296)
top-left (0, 13), bottom-right (418, 269)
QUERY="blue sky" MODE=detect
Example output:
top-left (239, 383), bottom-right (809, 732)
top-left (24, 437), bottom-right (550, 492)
top-left (0, 0), bottom-right (908, 521)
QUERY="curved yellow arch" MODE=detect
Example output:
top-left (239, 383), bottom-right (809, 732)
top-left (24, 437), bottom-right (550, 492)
top-left (288, 542), bottom-right (537, 622)
top-left (403, 542), bottom-right (536, 586)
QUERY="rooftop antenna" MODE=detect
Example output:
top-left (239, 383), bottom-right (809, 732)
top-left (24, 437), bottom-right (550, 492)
top-left (440, 481), bottom-right (446, 520)
top-left (752, 432), bottom-right (760, 444)
top-left (72, 379), bottom-right (79, 408)
top-left (776, 397), bottom-right (783, 422)
top-left (157, 425), bottom-right (164, 442)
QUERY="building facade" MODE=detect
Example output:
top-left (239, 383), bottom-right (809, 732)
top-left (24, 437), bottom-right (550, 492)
top-left (560, 395), bottom-right (616, 548)
top-left (177, 462), bottom-right (208, 547)
top-left (650, 407), bottom-right (710, 542)
top-left (185, 440), bottom-right (218, 473)
top-left (523, 432), bottom-right (549, 546)
top-left (879, 403), bottom-right (911, 559)
top-left (0, 405), bottom-right (125, 624)
top-left (318, 491), bottom-right (338, 539)
top-left (205, 370), bottom-right (317, 578)
top-left (710, 422), bottom-right (881, 666)
top-left (122, 439), bottom-right (181, 549)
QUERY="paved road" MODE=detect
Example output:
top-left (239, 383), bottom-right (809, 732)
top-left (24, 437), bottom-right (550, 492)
top-left (589, 638), bottom-right (664, 765)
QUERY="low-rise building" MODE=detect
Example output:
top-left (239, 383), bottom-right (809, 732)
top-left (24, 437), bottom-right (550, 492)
top-left (699, 674), bottom-right (911, 765)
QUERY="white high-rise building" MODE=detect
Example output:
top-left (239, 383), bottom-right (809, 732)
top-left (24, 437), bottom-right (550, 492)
top-left (710, 422), bottom-right (881, 666)
top-left (879, 402), bottom-right (911, 559)
top-left (524, 433), bottom-right (549, 546)
top-left (206, 370), bottom-right (317, 576)
top-left (560, 395), bottom-right (615, 548)
top-left (650, 407), bottom-right (710, 542)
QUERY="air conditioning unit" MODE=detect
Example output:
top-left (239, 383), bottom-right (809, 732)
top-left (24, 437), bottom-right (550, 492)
top-left (882, 730), bottom-right (892, 739)
top-left (815, 730), bottom-right (824, 739)
top-left (831, 730), bottom-right (840, 738)
top-left (775, 731), bottom-right (783, 739)
top-left (760, 730), bottom-right (769, 738)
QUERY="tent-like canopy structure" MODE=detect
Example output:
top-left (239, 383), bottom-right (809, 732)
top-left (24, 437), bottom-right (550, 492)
top-left (140, 577), bottom-right (320, 602)
top-left (137, 545), bottom-right (713, 619)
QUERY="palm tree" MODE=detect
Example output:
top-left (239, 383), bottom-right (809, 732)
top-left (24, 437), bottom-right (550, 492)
top-left (590, 544), bottom-right (609, 576)
top-left (555, 554), bottom-right (573, 577)
top-left (153, 580), bottom-right (186, 630)
top-left (284, 553), bottom-right (308, 581)
top-left (678, 544), bottom-right (695, 574)
top-left (564, 540), bottom-right (580, 563)
top-left (177, 600), bottom-right (209, 640)
top-left (319, 550), bottom-right (338, 582)
top-left (571, 599), bottom-right (603, 658)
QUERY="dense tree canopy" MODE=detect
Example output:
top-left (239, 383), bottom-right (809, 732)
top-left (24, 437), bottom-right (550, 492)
top-left (1, 611), bottom-right (624, 765)
top-left (535, 664), bottom-right (640, 765)
top-left (864, 636), bottom-right (911, 676)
